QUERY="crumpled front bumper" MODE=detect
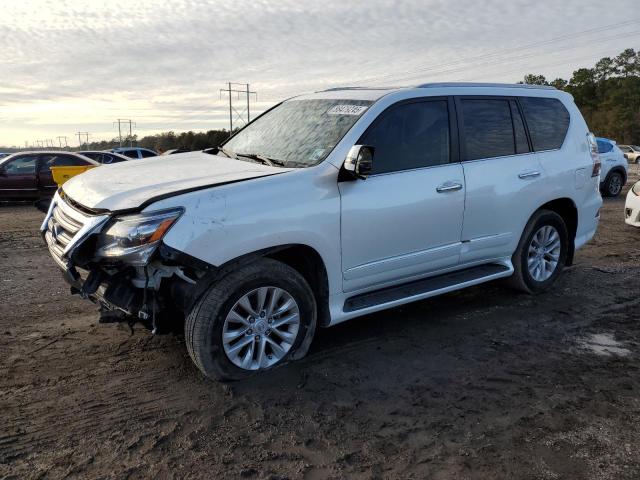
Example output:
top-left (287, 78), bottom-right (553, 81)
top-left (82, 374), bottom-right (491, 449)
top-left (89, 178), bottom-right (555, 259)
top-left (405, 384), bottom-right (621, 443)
top-left (41, 191), bottom-right (111, 294)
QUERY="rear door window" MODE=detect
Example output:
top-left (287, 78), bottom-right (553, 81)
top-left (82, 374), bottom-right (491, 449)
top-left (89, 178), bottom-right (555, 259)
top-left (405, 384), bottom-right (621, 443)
top-left (360, 100), bottom-right (450, 174)
top-left (459, 99), bottom-right (516, 160)
top-left (140, 150), bottom-right (156, 158)
top-left (519, 97), bottom-right (570, 151)
top-left (122, 150), bottom-right (139, 158)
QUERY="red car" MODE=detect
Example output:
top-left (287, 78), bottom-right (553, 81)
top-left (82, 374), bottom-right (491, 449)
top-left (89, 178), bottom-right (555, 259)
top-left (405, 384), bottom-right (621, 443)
top-left (0, 151), bottom-right (98, 201)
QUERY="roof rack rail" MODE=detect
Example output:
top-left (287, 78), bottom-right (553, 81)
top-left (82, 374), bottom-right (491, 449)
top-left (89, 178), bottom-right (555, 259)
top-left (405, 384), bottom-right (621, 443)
top-left (321, 86), bottom-right (402, 92)
top-left (416, 82), bottom-right (556, 90)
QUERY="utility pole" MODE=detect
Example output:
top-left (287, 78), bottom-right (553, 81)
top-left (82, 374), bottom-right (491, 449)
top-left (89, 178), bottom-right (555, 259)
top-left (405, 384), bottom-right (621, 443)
top-left (56, 136), bottom-right (68, 149)
top-left (113, 119), bottom-right (136, 147)
top-left (220, 82), bottom-right (257, 137)
top-left (76, 132), bottom-right (89, 148)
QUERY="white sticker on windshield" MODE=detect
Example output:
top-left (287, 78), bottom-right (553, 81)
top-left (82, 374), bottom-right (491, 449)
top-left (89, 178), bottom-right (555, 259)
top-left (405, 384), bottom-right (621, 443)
top-left (327, 105), bottom-right (367, 116)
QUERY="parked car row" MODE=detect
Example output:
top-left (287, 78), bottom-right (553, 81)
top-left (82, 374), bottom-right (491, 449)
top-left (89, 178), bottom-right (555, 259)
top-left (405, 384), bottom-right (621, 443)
top-left (0, 151), bottom-right (99, 201)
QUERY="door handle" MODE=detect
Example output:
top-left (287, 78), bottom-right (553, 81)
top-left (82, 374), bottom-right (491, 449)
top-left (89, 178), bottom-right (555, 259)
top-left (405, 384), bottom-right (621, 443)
top-left (518, 171), bottom-right (541, 179)
top-left (436, 182), bottom-right (463, 193)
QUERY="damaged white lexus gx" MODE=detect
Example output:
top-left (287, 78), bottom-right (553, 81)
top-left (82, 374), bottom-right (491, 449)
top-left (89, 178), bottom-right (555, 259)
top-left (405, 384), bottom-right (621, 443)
top-left (42, 83), bottom-right (602, 380)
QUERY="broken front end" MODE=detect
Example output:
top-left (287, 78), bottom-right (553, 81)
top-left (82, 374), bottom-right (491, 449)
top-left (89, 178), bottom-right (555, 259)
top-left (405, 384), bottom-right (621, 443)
top-left (41, 191), bottom-right (210, 333)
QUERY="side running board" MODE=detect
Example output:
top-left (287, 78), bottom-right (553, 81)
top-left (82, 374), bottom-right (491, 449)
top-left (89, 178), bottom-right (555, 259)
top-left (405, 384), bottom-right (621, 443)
top-left (343, 263), bottom-right (512, 313)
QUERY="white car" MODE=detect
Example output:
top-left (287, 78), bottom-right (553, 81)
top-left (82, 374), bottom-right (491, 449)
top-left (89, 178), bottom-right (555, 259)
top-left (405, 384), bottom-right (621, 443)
top-left (42, 82), bottom-right (602, 380)
top-left (597, 137), bottom-right (628, 197)
top-left (625, 181), bottom-right (640, 227)
top-left (619, 145), bottom-right (640, 164)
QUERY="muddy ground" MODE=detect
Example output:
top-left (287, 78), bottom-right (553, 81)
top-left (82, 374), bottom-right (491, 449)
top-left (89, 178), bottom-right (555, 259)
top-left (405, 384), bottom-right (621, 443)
top-left (2, 175), bottom-right (640, 480)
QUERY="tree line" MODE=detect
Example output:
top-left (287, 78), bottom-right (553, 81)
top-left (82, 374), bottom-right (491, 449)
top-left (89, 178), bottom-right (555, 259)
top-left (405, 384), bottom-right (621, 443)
top-left (76, 129), bottom-right (232, 153)
top-left (522, 48), bottom-right (640, 144)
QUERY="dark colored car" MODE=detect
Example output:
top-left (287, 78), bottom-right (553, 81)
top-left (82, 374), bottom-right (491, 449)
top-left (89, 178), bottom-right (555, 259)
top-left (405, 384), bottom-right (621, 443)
top-left (111, 147), bottom-right (158, 159)
top-left (79, 150), bottom-right (130, 164)
top-left (0, 151), bottom-right (98, 201)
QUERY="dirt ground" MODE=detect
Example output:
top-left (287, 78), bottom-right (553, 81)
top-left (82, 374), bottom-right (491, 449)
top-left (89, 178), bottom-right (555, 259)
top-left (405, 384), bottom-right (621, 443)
top-left (2, 175), bottom-right (640, 480)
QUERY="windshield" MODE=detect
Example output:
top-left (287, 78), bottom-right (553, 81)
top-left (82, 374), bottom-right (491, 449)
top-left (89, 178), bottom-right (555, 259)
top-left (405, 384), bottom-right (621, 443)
top-left (222, 99), bottom-right (373, 167)
top-left (633, 145), bottom-right (640, 151)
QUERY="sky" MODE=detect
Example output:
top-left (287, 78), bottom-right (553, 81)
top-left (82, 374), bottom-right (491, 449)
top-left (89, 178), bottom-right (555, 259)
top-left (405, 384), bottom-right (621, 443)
top-left (0, 0), bottom-right (638, 147)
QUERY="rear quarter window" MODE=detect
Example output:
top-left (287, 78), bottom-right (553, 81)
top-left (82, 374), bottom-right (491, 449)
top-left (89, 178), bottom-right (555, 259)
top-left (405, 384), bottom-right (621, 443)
top-left (519, 97), bottom-right (570, 151)
top-left (597, 140), bottom-right (613, 154)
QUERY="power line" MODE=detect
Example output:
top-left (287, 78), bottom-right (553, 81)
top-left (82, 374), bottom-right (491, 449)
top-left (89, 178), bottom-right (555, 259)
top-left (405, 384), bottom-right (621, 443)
top-left (113, 119), bottom-right (136, 147)
top-left (377, 30), bottom-right (640, 86)
top-left (76, 132), bottom-right (90, 148)
top-left (220, 82), bottom-right (257, 136)
top-left (347, 18), bottom-right (640, 87)
top-left (56, 136), bottom-right (68, 149)
top-left (455, 45), bottom-right (640, 83)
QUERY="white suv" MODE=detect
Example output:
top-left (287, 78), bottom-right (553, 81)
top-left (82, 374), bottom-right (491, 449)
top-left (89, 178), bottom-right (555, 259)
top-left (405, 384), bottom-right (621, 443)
top-left (596, 137), bottom-right (628, 197)
top-left (42, 83), bottom-right (602, 380)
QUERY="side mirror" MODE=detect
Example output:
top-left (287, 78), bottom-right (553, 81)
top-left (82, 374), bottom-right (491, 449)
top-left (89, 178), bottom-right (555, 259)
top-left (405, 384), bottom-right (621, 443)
top-left (344, 145), bottom-right (374, 180)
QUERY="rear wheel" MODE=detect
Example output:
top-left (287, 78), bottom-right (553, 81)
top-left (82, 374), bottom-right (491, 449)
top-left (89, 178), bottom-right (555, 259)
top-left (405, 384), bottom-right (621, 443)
top-left (185, 258), bottom-right (317, 381)
top-left (507, 209), bottom-right (569, 294)
top-left (602, 171), bottom-right (624, 197)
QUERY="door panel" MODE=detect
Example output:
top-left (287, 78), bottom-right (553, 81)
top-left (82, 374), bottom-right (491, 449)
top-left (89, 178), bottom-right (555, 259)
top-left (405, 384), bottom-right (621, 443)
top-left (340, 163), bottom-right (465, 292)
top-left (460, 155), bottom-right (544, 263)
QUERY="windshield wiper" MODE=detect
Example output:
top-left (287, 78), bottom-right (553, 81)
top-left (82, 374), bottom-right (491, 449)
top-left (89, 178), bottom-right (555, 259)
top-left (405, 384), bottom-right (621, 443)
top-left (236, 152), bottom-right (286, 167)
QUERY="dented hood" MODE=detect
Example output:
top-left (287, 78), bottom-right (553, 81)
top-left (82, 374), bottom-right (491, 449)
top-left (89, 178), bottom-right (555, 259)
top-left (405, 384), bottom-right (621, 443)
top-left (62, 151), bottom-right (292, 211)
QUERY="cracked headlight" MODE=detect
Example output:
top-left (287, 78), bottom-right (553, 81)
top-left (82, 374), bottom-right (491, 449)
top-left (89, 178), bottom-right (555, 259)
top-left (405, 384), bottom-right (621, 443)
top-left (95, 208), bottom-right (183, 265)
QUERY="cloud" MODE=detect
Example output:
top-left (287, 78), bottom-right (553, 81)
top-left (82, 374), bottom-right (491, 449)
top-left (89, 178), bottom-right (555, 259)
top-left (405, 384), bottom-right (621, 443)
top-left (0, 0), bottom-right (636, 145)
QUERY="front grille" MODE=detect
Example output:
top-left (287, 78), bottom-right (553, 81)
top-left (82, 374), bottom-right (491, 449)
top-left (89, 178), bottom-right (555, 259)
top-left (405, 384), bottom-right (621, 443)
top-left (45, 197), bottom-right (90, 270)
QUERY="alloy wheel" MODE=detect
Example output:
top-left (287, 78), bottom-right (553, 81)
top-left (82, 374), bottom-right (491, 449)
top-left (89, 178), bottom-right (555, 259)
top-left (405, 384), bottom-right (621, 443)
top-left (222, 286), bottom-right (300, 370)
top-left (608, 174), bottom-right (622, 196)
top-left (527, 225), bottom-right (561, 282)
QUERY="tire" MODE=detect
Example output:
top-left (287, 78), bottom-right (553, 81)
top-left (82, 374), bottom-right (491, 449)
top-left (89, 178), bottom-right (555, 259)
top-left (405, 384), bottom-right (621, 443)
top-left (185, 258), bottom-right (317, 381)
top-left (507, 209), bottom-right (569, 294)
top-left (602, 171), bottom-right (624, 197)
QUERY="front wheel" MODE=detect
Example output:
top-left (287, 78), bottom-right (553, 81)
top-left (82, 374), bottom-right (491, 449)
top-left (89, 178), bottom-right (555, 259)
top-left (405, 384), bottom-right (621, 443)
top-left (185, 258), bottom-right (317, 381)
top-left (602, 171), bottom-right (624, 197)
top-left (507, 209), bottom-right (569, 294)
